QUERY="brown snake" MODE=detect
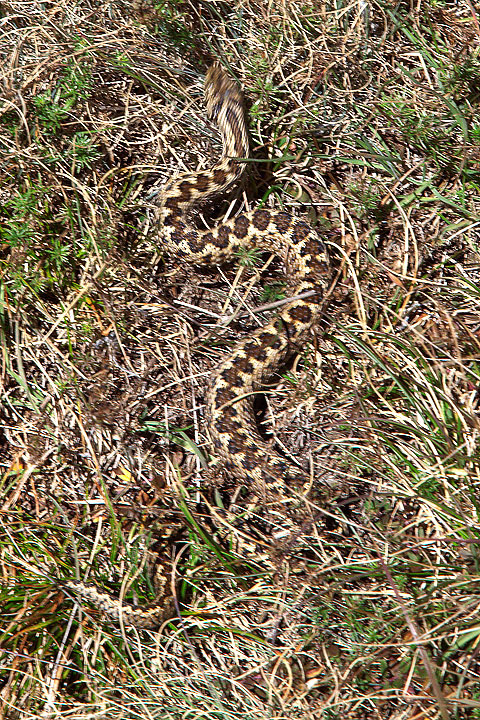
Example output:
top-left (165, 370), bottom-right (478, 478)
top-left (65, 64), bottom-right (330, 628)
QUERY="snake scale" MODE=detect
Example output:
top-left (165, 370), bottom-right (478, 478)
top-left (65, 64), bottom-right (330, 628)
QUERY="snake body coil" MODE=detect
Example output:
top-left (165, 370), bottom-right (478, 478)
top-left (65, 65), bottom-right (329, 627)
top-left (158, 65), bottom-right (329, 493)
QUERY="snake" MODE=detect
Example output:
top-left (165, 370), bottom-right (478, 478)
top-left (64, 64), bottom-right (330, 628)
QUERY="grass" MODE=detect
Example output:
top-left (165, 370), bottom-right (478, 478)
top-left (1, 0), bottom-right (480, 718)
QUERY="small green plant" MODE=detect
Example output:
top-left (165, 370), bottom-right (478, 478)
top-left (1, 184), bottom-right (42, 252)
top-left (0, 182), bottom-right (79, 295)
top-left (260, 281), bottom-right (286, 303)
top-left (350, 179), bottom-right (383, 218)
top-left (1, 219), bottom-right (36, 248)
top-left (235, 246), bottom-right (261, 267)
top-left (32, 54), bottom-right (93, 134)
top-left (443, 53), bottom-right (480, 103)
top-left (33, 94), bottom-right (68, 132)
top-left (151, 1), bottom-right (196, 49)
top-left (471, 124), bottom-right (480, 144)
top-left (68, 131), bottom-right (102, 171)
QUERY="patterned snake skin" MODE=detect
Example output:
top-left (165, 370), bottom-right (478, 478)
top-left (159, 64), bottom-right (329, 492)
top-left (65, 64), bottom-right (330, 628)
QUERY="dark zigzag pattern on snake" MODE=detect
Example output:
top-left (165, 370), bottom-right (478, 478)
top-left (64, 64), bottom-right (330, 629)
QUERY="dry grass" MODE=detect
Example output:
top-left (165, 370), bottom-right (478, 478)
top-left (1, 1), bottom-right (480, 718)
